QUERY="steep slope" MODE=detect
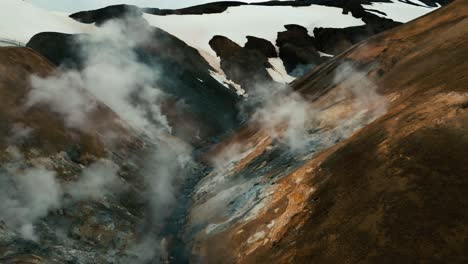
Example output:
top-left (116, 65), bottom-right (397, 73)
top-left (0, 1), bottom-right (243, 145)
top-left (0, 47), bottom-right (130, 161)
top-left (142, 3), bottom-right (364, 89)
top-left (9, 4), bottom-right (241, 145)
top-left (187, 0), bottom-right (468, 262)
top-left (0, 47), bottom-right (148, 263)
top-left (26, 28), bottom-right (241, 145)
top-left (0, 46), bottom-right (203, 264)
top-left (0, 1), bottom-right (461, 263)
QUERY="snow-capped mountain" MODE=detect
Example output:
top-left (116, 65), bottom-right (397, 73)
top-left (70, 0), bottom-right (443, 91)
top-left (141, 0), bottom-right (440, 86)
top-left (1, 0), bottom-right (441, 92)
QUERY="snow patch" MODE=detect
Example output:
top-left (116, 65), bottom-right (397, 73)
top-left (363, 0), bottom-right (438, 23)
top-left (209, 70), bottom-right (247, 96)
top-left (0, 0), bottom-right (95, 43)
top-left (267, 58), bottom-right (296, 84)
top-left (144, 5), bottom-right (364, 59)
top-left (319, 51), bottom-right (334, 58)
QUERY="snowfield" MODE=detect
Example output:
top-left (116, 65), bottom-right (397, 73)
top-left (267, 58), bottom-right (296, 84)
top-left (143, 4), bottom-right (366, 87)
top-left (209, 70), bottom-right (246, 96)
top-left (363, 0), bottom-right (439, 23)
top-left (143, 5), bottom-right (364, 67)
top-left (0, 0), bottom-right (440, 89)
top-left (142, 2), bottom-right (439, 84)
top-left (0, 0), bottom-right (95, 44)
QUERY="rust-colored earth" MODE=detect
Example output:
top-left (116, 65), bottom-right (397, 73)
top-left (0, 47), bottom-right (135, 164)
top-left (193, 0), bottom-right (468, 262)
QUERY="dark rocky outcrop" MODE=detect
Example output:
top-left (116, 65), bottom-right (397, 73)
top-left (70, 4), bottom-right (142, 25)
top-left (143, 1), bottom-right (247, 15)
top-left (67, 0), bottom-right (451, 85)
top-left (209, 36), bottom-right (274, 90)
top-left (209, 35), bottom-right (243, 58)
top-left (141, 0), bottom-right (451, 17)
top-left (27, 32), bottom-right (84, 68)
top-left (314, 15), bottom-right (400, 55)
top-left (276, 25), bottom-right (324, 76)
top-left (244, 36), bottom-right (277, 58)
top-left (313, 27), bottom-right (355, 55)
top-left (144, 29), bottom-right (242, 143)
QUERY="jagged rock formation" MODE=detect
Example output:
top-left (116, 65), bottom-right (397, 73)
top-left (70, 4), bottom-right (142, 25)
top-left (143, 1), bottom-right (246, 15)
top-left (69, 0), bottom-right (446, 89)
top-left (276, 24), bottom-right (324, 76)
top-left (314, 15), bottom-right (401, 55)
top-left (209, 35), bottom-right (274, 90)
top-left (244, 36), bottom-right (277, 58)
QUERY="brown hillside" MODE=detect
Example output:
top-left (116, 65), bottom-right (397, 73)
top-left (0, 47), bottom-right (132, 163)
top-left (192, 0), bottom-right (468, 262)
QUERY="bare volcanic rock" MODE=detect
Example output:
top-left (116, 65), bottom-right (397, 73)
top-left (314, 15), bottom-right (400, 55)
top-left (143, 1), bottom-right (247, 15)
top-left (70, 4), bottom-right (142, 25)
top-left (276, 24), bottom-right (324, 76)
top-left (209, 35), bottom-right (243, 58)
top-left (139, 0), bottom-right (451, 17)
top-left (244, 36), bottom-right (277, 58)
top-left (209, 35), bottom-right (274, 90)
top-left (277, 25), bottom-right (315, 47)
top-left (67, 1), bottom-right (452, 86)
top-left (27, 32), bottom-right (84, 69)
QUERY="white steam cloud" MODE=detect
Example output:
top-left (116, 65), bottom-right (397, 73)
top-left (252, 62), bottom-right (387, 152)
top-left (0, 154), bottom-right (120, 241)
top-left (27, 72), bottom-right (97, 130)
top-left (194, 62), bottom-right (389, 240)
top-left (64, 159), bottom-right (121, 200)
top-left (27, 15), bottom-right (170, 136)
top-left (252, 86), bottom-right (315, 151)
top-left (25, 13), bottom-right (193, 262)
top-left (0, 166), bottom-right (61, 241)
